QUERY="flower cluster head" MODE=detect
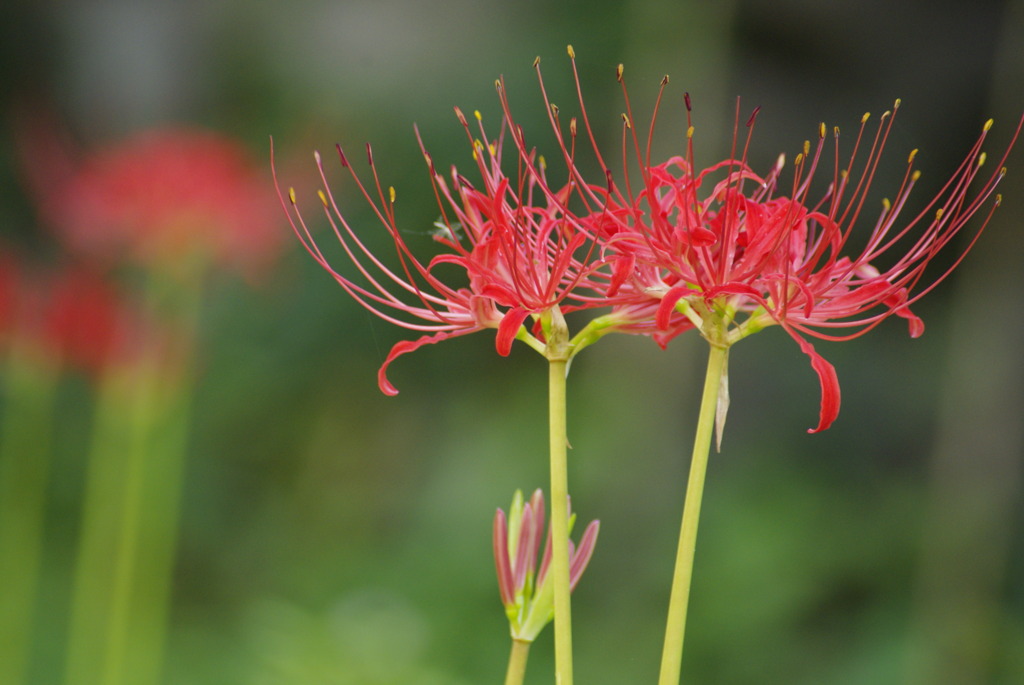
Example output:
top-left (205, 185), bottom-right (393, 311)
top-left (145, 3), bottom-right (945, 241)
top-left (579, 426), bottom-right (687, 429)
top-left (492, 488), bottom-right (599, 642)
top-left (278, 46), bottom-right (1021, 431)
top-left (18, 118), bottom-right (282, 279)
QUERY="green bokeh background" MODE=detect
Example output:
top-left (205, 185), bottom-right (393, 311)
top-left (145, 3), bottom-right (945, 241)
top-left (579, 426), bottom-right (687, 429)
top-left (2, 0), bottom-right (1023, 683)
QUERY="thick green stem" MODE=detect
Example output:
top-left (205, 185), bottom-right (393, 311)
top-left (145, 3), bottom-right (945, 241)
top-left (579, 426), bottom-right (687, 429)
top-left (545, 307), bottom-right (573, 685)
top-left (657, 343), bottom-right (728, 685)
top-left (504, 639), bottom-right (531, 685)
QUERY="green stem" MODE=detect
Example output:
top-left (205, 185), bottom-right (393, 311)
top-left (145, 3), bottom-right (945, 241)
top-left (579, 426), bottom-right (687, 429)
top-left (65, 269), bottom-right (202, 685)
top-left (0, 349), bottom-right (57, 685)
top-left (101, 360), bottom-right (158, 685)
top-left (546, 307), bottom-right (573, 685)
top-left (657, 343), bottom-right (727, 685)
top-left (503, 639), bottom-right (531, 685)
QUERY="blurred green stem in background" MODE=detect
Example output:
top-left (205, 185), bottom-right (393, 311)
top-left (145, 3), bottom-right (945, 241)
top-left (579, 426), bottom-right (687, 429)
top-left (658, 343), bottom-right (727, 685)
top-left (0, 345), bottom-right (58, 685)
top-left (64, 270), bottom-right (202, 685)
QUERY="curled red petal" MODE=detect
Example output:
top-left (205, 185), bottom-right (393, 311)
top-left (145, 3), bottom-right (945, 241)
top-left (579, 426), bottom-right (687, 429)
top-left (656, 285), bottom-right (691, 330)
top-left (495, 307), bottom-right (532, 356)
top-left (378, 331), bottom-right (457, 396)
top-left (788, 329), bottom-right (841, 433)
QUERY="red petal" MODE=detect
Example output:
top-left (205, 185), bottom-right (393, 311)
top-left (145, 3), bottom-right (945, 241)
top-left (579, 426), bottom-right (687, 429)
top-left (493, 508), bottom-right (515, 607)
top-left (656, 285), bottom-right (691, 330)
top-left (607, 253), bottom-right (634, 296)
top-left (788, 329), bottom-right (841, 433)
top-left (377, 331), bottom-right (455, 395)
top-left (495, 308), bottom-right (531, 356)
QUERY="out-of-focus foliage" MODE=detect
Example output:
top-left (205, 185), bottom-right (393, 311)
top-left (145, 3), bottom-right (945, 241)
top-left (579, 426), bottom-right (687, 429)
top-left (1, 1), bottom-right (1022, 683)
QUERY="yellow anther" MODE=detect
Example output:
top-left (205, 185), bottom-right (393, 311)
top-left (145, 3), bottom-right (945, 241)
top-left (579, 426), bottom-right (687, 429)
top-left (935, 207), bottom-right (944, 220)
top-left (882, 198), bottom-right (891, 211)
top-left (288, 187), bottom-right (297, 204)
top-left (881, 110), bottom-right (891, 120)
top-left (1000, 166), bottom-right (1008, 177)
top-left (616, 64), bottom-right (624, 82)
top-left (621, 113), bottom-right (631, 129)
top-left (984, 118), bottom-right (994, 132)
top-left (978, 152), bottom-right (987, 167)
top-left (389, 186), bottom-right (396, 203)
top-left (834, 126), bottom-right (840, 137)
top-left (538, 154), bottom-right (547, 169)
top-left (819, 122), bottom-right (826, 139)
top-left (474, 110), bottom-right (482, 121)
top-left (894, 98), bottom-right (902, 110)
top-left (840, 169), bottom-right (848, 180)
top-left (862, 112), bottom-right (871, 123)
top-left (795, 152), bottom-right (804, 166)
top-left (661, 74), bottom-right (670, 86)
top-left (687, 125), bottom-right (695, 139)
top-left (911, 170), bottom-right (921, 182)
top-left (567, 44), bottom-right (575, 59)
top-left (472, 148), bottom-right (478, 161)
top-left (533, 56), bottom-right (541, 67)
top-left (550, 103), bottom-right (559, 116)
top-left (803, 140), bottom-right (810, 156)
top-left (996, 193), bottom-right (1003, 206)
top-left (318, 190), bottom-right (327, 207)
top-left (570, 118), bottom-right (578, 136)
top-left (908, 149), bottom-right (918, 164)
top-left (488, 143), bottom-right (496, 156)
top-left (494, 79), bottom-right (502, 92)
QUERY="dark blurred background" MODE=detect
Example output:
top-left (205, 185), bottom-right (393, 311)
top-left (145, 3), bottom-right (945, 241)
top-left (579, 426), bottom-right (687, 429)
top-left (1, 0), bottom-right (1022, 683)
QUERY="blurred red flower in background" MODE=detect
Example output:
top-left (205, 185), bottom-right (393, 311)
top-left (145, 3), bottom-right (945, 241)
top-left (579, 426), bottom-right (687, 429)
top-left (0, 250), bottom-right (134, 376)
top-left (18, 118), bottom-right (282, 278)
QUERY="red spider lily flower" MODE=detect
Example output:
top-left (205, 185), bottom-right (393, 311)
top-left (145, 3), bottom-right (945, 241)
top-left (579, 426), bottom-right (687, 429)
top-left (18, 117), bottom-right (282, 278)
top-left (273, 99), bottom-right (644, 395)
top-left (1, 251), bottom-right (136, 376)
top-left (493, 488), bottom-right (599, 642)
top-left (537, 51), bottom-right (1022, 432)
